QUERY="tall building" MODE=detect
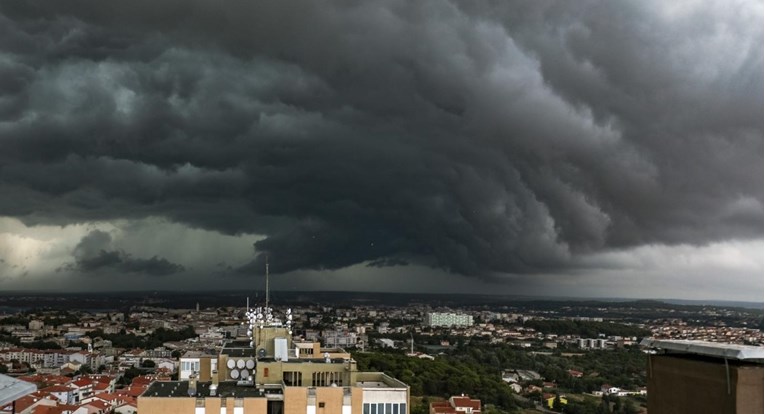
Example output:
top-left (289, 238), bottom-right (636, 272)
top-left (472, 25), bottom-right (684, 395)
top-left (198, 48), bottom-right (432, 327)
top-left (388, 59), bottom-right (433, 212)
top-left (641, 339), bottom-right (763, 414)
top-left (139, 306), bottom-right (409, 414)
top-left (425, 313), bottom-right (473, 327)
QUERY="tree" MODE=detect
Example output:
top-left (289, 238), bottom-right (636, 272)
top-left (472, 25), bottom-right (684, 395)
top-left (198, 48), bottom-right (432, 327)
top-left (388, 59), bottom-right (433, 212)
top-left (623, 399), bottom-right (640, 414)
top-left (0, 365), bottom-right (7, 374)
top-left (123, 367), bottom-right (143, 382)
top-left (553, 395), bottom-right (564, 412)
top-left (77, 365), bottom-right (93, 375)
top-left (141, 359), bottom-right (156, 368)
top-left (613, 397), bottom-right (622, 413)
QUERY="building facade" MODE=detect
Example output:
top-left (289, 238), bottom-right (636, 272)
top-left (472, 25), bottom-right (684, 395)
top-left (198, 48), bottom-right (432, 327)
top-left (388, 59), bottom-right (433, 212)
top-left (139, 306), bottom-right (409, 414)
top-left (425, 313), bottom-right (473, 327)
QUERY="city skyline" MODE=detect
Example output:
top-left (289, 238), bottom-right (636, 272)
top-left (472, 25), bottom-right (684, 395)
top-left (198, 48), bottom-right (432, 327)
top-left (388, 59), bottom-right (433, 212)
top-left (0, 1), bottom-right (762, 301)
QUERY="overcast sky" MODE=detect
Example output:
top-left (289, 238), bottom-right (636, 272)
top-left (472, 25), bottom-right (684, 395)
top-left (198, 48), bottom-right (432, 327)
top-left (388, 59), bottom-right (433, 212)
top-left (0, 1), bottom-right (762, 302)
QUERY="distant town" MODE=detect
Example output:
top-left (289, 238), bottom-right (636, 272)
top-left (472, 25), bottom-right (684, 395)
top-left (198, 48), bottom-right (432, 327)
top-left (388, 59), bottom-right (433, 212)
top-left (0, 292), bottom-right (762, 413)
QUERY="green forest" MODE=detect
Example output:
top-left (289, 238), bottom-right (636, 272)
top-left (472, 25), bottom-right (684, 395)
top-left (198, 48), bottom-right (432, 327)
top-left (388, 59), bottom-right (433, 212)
top-left (353, 344), bottom-right (647, 413)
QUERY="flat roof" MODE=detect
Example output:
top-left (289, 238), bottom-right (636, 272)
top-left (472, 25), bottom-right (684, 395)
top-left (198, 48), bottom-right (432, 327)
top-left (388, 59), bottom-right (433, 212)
top-left (640, 339), bottom-right (764, 360)
top-left (221, 348), bottom-right (258, 358)
top-left (182, 351), bottom-right (217, 358)
top-left (225, 341), bottom-right (252, 348)
top-left (259, 357), bottom-right (349, 364)
top-left (0, 374), bottom-right (37, 406)
top-left (141, 381), bottom-right (265, 398)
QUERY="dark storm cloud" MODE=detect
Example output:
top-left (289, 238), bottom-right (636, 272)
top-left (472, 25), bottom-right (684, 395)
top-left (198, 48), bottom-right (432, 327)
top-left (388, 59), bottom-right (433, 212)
top-left (0, 1), bottom-right (761, 279)
top-left (66, 230), bottom-right (184, 276)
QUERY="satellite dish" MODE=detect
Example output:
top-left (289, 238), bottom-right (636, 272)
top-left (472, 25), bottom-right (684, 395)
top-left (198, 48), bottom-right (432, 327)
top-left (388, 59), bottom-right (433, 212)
top-left (241, 369), bottom-right (249, 379)
top-left (226, 360), bottom-right (236, 369)
top-left (230, 369), bottom-right (239, 379)
top-left (246, 360), bottom-right (255, 369)
top-left (257, 348), bottom-right (266, 358)
top-left (236, 359), bottom-right (245, 369)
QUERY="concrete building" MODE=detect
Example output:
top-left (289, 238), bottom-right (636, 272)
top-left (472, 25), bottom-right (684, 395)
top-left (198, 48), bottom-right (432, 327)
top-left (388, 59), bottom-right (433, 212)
top-left (577, 338), bottom-right (607, 349)
top-left (641, 339), bottom-right (763, 414)
top-left (139, 305), bottom-right (409, 414)
top-left (425, 313), bottom-right (473, 327)
top-left (322, 329), bottom-right (359, 348)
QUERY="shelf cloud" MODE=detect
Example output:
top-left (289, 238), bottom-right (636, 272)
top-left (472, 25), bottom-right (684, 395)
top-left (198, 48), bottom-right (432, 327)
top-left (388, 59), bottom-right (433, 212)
top-left (0, 1), bottom-right (761, 298)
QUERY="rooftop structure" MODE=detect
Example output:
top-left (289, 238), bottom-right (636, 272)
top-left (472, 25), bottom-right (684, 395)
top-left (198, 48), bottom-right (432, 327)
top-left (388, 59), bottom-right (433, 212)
top-left (0, 373), bottom-right (37, 407)
top-left (641, 339), bottom-right (763, 414)
top-left (425, 312), bottom-right (473, 328)
top-left (640, 339), bottom-right (764, 360)
top-left (139, 264), bottom-right (410, 413)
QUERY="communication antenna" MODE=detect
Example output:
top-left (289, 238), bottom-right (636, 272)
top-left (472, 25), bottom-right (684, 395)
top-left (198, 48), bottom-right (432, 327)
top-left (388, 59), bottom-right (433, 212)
top-left (265, 256), bottom-right (270, 312)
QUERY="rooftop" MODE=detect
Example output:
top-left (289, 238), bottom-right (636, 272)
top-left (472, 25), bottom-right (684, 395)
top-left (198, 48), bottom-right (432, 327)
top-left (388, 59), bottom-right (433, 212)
top-left (141, 381), bottom-right (266, 398)
top-left (181, 351), bottom-right (217, 358)
top-left (640, 339), bottom-right (764, 361)
top-left (0, 373), bottom-right (37, 406)
top-left (221, 343), bottom-right (258, 358)
top-left (221, 348), bottom-right (258, 358)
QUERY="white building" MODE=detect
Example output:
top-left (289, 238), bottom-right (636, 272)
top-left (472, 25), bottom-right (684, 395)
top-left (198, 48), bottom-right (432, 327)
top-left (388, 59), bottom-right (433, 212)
top-left (322, 329), bottom-right (358, 348)
top-left (578, 338), bottom-right (608, 349)
top-left (426, 312), bottom-right (473, 327)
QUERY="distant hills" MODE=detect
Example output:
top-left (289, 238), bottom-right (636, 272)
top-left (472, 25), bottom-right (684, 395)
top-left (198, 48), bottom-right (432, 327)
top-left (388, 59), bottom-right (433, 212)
top-left (0, 290), bottom-right (761, 311)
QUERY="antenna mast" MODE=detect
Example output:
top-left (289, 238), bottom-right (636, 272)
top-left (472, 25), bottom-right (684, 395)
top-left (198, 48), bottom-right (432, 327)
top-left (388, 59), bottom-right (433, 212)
top-left (265, 257), bottom-right (270, 311)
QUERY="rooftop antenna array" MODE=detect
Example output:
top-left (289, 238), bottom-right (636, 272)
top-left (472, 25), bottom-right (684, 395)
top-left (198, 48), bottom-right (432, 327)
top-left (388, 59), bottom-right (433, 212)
top-left (242, 258), bottom-right (294, 350)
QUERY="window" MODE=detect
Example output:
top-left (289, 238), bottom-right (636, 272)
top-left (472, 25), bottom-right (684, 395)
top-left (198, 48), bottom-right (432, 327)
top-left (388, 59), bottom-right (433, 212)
top-left (319, 402), bottom-right (325, 408)
top-left (283, 371), bottom-right (303, 386)
top-left (365, 402), bottom-right (406, 414)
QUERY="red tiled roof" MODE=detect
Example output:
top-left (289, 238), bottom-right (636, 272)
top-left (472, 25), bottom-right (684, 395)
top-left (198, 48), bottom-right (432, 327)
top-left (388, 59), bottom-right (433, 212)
top-left (116, 385), bottom-right (148, 398)
top-left (131, 375), bottom-right (154, 385)
top-left (93, 382), bottom-right (110, 391)
top-left (92, 392), bottom-right (123, 403)
top-left (10, 392), bottom-right (53, 413)
top-left (451, 396), bottom-right (481, 410)
top-left (18, 374), bottom-right (72, 387)
top-left (82, 399), bottom-right (111, 410)
top-left (82, 374), bottom-right (115, 384)
top-left (70, 378), bottom-right (92, 387)
top-left (40, 385), bottom-right (74, 393)
top-left (31, 404), bottom-right (78, 414)
top-left (430, 402), bottom-right (458, 414)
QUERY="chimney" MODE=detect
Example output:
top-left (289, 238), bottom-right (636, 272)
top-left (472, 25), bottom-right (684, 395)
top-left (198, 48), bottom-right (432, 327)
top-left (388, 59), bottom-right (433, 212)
top-left (188, 373), bottom-right (197, 397)
top-left (210, 369), bottom-right (219, 396)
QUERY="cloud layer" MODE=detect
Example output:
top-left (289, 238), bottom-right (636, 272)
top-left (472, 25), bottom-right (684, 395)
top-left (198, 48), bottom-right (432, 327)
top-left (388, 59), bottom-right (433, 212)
top-left (0, 1), bottom-right (761, 294)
